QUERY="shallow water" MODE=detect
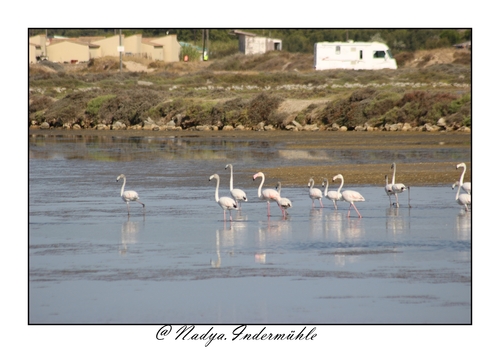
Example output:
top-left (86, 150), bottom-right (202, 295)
top-left (29, 135), bottom-right (471, 324)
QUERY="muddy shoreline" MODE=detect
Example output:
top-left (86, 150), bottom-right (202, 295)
top-left (29, 129), bottom-right (471, 186)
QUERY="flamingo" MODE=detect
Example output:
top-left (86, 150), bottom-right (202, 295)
top-left (454, 162), bottom-right (471, 195)
top-left (225, 164), bottom-right (247, 209)
top-left (454, 179), bottom-right (471, 212)
top-left (322, 177), bottom-right (342, 209)
top-left (116, 174), bottom-right (145, 215)
top-left (390, 163), bottom-right (407, 208)
top-left (209, 174), bottom-right (238, 221)
top-left (253, 172), bottom-right (280, 216)
top-left (275, 182), bottom-right (293, 217)
top-left (384, 174), bottom-right (395, 206)
top-left (332, 174), bottom-right (365, 218)
top-left (308, 178), bottom-right (324, 208)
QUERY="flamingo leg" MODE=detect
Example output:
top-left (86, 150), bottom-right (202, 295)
top-left (127, 202), bottom-right (130, 215)
top-left (394, 193), bottom-right (400, 208)
top-left (352, 203), bottom-right (362, 218)
top-left (347, 204), bottom-right (352, 218)
top-left (136, 200), bottom-right (145, 208)
top-left (334, 201), bottom-right (337, 210)
top-left (267, 201), bottom-right (271, 216)
top-left (319, 199), bottom-right (324, 208)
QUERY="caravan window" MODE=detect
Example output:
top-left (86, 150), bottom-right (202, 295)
top-left (359, 50), bottom-right (363, 59)
top-left (373, 50), bottom-right (386, 58)
top-left (335, 46), bottom-right (340, 54)
top-left (386, 50), bottom-right (394, 58)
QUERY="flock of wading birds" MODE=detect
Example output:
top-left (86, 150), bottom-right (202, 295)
top-left (116, 162), bottom-right (471, 220)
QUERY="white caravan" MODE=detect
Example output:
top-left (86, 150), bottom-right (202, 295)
top-left (314, 41), bottom-right (397, 70)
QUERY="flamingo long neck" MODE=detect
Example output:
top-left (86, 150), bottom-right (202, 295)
top-left (257, 175), bottom-right (264, 198)
top-left (336, 177), bottom-right (344, 194)
top-left (324, 180), bottom-right (329, 196)
top-left (455, 181), bottom-right (461, 200)
top-left (277, 183), bottom-right (281, 195)
top-left (309, 179), bottom-right (314, 190)
top-left (229, 165), bottom-right (234, 191)
top-left (120, 177), bottom-right (126, 197)
top-left (214, 176), bottom-right (220, 202)
top-left (391, 164), bottom-right (396, 185)
top-left (459, 165), bottom-right (466, 186)
top-left (385, 175), bottom-right (389, 186)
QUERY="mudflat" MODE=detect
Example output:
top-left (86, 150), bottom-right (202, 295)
top-left (29, 129), bottom-right (471, 186)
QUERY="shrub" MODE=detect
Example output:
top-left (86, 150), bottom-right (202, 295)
top-left (86, 94), bottom-right (116, 117)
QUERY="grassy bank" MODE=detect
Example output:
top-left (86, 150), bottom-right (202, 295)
top-left (29, 49), bottom-right (471, 132)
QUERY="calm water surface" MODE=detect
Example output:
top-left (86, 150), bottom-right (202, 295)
top-left (29, 135), bottom-right (471, 324)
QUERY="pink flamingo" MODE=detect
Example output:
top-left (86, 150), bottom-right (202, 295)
top-left (209, 174), bottom-right (238, 221)
top-left (390, 163), bottom-right (407, 208)
top-left (253, 172), bottom-right (280, 216)
top-left (308, 178), bottom-right (324, 208)
top-left (116, 174), bottom-right (145, 215)
top-left (322, 177), bottom-right (342, 209)
top-left (332, 174), bottom-right (365, 218)
top-left (276, 181), bottom-right (293, 217)
top-left (453, 162), bottom-right (471, 195)
top-left (225, 163), bottom-right (247, 209)
top-left (384, 174), bottom-right (395, 206)
top-left (454, 178), bottom-right (471, 212)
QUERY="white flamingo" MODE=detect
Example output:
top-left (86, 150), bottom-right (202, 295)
top-left (209, 174), bottom-right (238, 222)
top-left (390, 163), bottom-right (407, 208)
top-left (116, 174), bottom-right (145, 215)
top-left (384, 174), bottom-right (395, 206)
top-left (275, 181), bottom-right (293, 217)
top-left (253, 172), bottom-right (280, 216)
top-left (453, 162), bottom-right (471, 195)
top-left (308, 178), bottom-right (324, 208)
top-left (322, 177), bottom-right (342, 209)
top-left (454, 179), bottom-right (471, 212)
top-left (332, 174), bottom-right (365, 218)
top-left (225, 164), bottom-right (247, 209)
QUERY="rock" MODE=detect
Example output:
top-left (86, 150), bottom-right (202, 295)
top-left (40, 122), bottom-right (50, 129)
top-left (339, 126), bottom-right (348, 131)
top-left (285, 125), bottom-right (297, 131)
top-left (195, 125), bottom-right (210, 131)
top-left (291, 121), bottom-right (303, 131)
top-left (112, 121), bottom-right (127, 130)
top-left (72, 124), bottom-right (81, 129)
top-left (303, 124), bottom-right (319, 131)
top-left (137, 80), bottom-right (153, 86)
top-left (166, 120), bottom-right (176, 127)
top-left (437, 118), bottom-right (447, 127)
top-left (354, 125), bottom-right (365, 131)
top-left (401, 123), bottom-right (412, 131)
top-left (62, 123), bottom-right (72, 129)
top-left (264, 124), bottom-right (275, 131)
top-left (96, 124), bottom-right (108, 130)
top-left (235, 124), bottom-right (245, 130)
top-left (330, 123), bottom-right (340, 131)
top-left (255, 122), bottom-right (265, 131)
top-left (222, 125), bottom-right (234, 131)
top-left (143, 123), bottom-right (159, 131)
